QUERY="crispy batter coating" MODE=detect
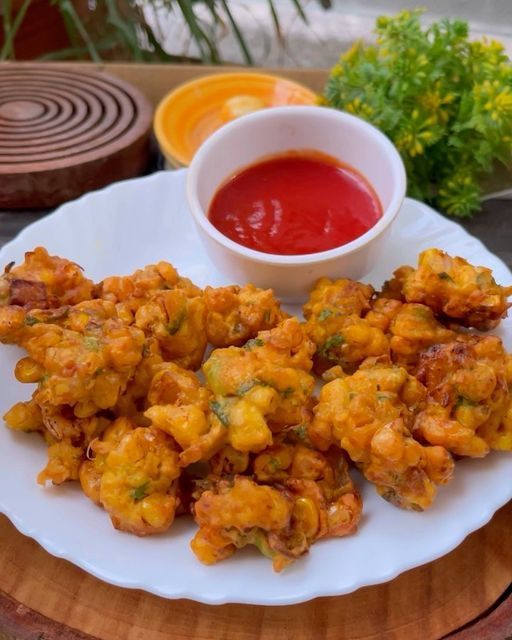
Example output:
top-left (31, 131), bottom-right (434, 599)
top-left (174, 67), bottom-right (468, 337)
top-left (204, 318), bottom-right (315, 426)
top-left (389, 303), bottom-right (456, 368)
top-left (303, 277), bottom-right (375, 319)
top-left (303, 277), bottom-right (388, 373)
top-left (98, 426), bottom-right (181, 535)
top-left (191, 442), bottom-right (361, 571)
top-left (146, 319), bottom-right (315, 467)
top-left (134, 289), bottom-right (206, 370)
top-left (399, 249), bottom-right (512, 331)
top-left (205, 283), bottom-right (287, 347)
top-left (0, 247), bottom-right (94, 310)
top-left (311, 365), bottom-right (454, 510)
top-left (414, 336), bottom-right (511, 455)
top-left (3, 246), bottom-right (512, 571)
top-left (20, 319), bottom-right (145, 411)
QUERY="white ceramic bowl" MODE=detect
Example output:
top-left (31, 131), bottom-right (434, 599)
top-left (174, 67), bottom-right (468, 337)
top-left (186, 105), bottom-right (406, 301)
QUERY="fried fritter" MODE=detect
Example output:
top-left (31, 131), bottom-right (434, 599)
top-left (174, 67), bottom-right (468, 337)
top-left (303, 277), bottom-right (389, 373)
top-left (97, 425), bottom-right (181, 535)
top-left (146, 319), bottom-right (316, 467)
top-left (396, 249), bottom-right (512, 330)
top-left (311, 365), bottom-right (454, 510)
top-left (414, 336), bottom-right (511, 455)
top-left (0, 247), bottom-right (94, 310)
top-left (134, 288), bottom-right (206, 370)
top-left (191, 452), bottom-right (361, 573)
top-left (205, 283), bottom-right (287, 347)
top-left (389, 303), bottom-right (456, 369)
top-left (18, 318), bottom-right (145, 411)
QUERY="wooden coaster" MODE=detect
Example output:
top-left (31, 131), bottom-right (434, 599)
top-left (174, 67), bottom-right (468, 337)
top-left (0, 64), bottom-right (152, 208)
top-left (0, 502), bottom-right (510, 640)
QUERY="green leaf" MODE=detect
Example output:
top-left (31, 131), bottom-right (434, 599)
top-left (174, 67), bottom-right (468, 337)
top-left (131, 481), bottom-right (150, 502)
top-left (318, 308), bottom-right (333, 321)
top-left (83, 336), bottom-right (100, 352)
top-left (167, 309), bottom-right (186, 335)
top-left (210, 400), bottom-right (230, 427)
top-left (244, 338), bottom-right (264, 350)
top-left (25, 315), bottom-right (41, 327)
top-left (319, 334), bottom-right (344, 360)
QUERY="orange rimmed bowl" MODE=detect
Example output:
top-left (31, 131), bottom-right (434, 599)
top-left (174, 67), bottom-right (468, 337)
top-left (153, 72), bottom-right (317, 167)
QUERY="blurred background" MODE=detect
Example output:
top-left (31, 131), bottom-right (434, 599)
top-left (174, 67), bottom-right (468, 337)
top-left (1, 0), bottom-right (510, 66)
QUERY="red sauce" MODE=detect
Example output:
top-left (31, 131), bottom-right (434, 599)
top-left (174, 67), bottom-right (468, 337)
top-left (208, 151), bottom-right (382, 255)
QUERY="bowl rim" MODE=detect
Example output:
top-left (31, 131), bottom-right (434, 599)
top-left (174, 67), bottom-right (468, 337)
top-left (153, 71), bottom-right (317, 167)
top-left (186, 105), bottom-right (407, 266)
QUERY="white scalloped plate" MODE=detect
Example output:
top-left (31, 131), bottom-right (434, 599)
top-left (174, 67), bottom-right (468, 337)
top-left (0, 170), bottom-right (511, 605)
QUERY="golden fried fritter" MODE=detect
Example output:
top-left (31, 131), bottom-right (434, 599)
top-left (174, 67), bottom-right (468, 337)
top-left (389, 303), bottom-right (456, 368)
top-left (191, 443), bottom-right (361, 572)
top-left (414, 336), bottom-right (511, 455)
top-left (204, 318), bottom-right (315, 429)
top-left (99, 426), bottom-right (181, 535)
top-left (19, 319), bottom-right (145, 411)
top-left (205, 283), bottom-right (287, 347)
top-left (146, 319), bottom-right (315, 467)
top-left (0, 247), bottom-right (94, 310)
top-left (36, 408), bottom-right (109, 485)
top-left (303, 277), bottom-right (375, 320)
top-left (399, 249), bottom-right (512, 331)
top-left (134, 288), bottom-right (206, 370)
top-left (311, 365), bottom-right (454, 510)
top-left (303, 277), bottom-right (388, 373)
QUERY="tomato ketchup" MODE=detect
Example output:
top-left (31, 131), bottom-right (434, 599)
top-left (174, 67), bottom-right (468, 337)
top-left (208, 151), bottom-right (382, 256)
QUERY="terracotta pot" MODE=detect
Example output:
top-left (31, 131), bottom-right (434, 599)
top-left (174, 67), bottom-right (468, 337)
top-left (0, 0), bottom-right (71, 59)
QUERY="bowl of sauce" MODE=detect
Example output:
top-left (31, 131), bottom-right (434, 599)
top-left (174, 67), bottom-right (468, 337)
top-left (186, 106), bottom-right (406, 301)
top-left (208, 151), bottom-right (382, 256)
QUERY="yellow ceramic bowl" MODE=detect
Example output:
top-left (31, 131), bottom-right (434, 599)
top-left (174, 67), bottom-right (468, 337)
top-left (153, 72), bottom-right (317, 167)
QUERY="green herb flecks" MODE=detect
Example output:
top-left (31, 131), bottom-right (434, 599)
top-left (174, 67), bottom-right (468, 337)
top-left (210, 400), bottom-right (230, 427)
top-left (167, 309), bottom-right (186, 335)
top-left (319, 334), bottom-right (344, 361)
top-left (25, 315), bottom-right (41, 326)
top-left (456, 395), bottom-right (478, 408)
top-left (131, 481), bottom-right (150, 502)
top-left (244, 338), bottom-right (264, 350)
top-left (83, 336), bottom-right (100, 351)
top-left (318, 308), bottom-right (334, 321)
top-left (438, 272), bottom-right (454, 283)
top-left (236, 379), bottom-right (271, 396)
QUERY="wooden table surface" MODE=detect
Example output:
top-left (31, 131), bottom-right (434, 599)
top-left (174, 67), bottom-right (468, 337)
top-left (0, 165), bottom-right (511, 639)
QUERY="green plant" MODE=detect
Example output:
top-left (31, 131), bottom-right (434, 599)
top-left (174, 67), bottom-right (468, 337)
top-left (324, 10), bottom-right (512, 218)
top-left (1, 0), bottom-right (330, 64)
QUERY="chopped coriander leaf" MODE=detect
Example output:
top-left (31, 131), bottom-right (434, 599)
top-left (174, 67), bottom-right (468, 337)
top-left (244, 338), bottom-right (264, 350)
top-left (456, 395), bottom-right (478, 408)
top-left (281, 386), bottom-right (294, 398)
top-left (293, 423), bottom-right (308, 440)
top-left (83, 336), bottom-right (100, 351)
top-left (25, 315), bottom-right (41, 326)
top-left (167, 309), bottom-right (186, 335)
top-left (131, 481), bottom-right (150, 502)
top-left (236, 379), bottom-right (271, 396)
top-left (267, 457), bottom-right (282, 473)
top-left (263, 309), bottom-right (272, 323)
top-left (318, 308), bottom-right (333, 321)
top-left (210, 400), bottom-right (230, 427)
top-left (438, 272), bottom-right (454, 282)
top-left (319, 334), bottom-right (344, 360)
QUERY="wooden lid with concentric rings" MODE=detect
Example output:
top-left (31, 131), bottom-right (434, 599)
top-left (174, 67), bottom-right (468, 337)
top-left (0, 64), bottom-right (152, 209)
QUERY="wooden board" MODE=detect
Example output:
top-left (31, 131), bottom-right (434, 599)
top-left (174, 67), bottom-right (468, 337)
top-left (0, 64), bottom-right (152, 208)
top-left (0, 501), bottom-right (510, 640)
